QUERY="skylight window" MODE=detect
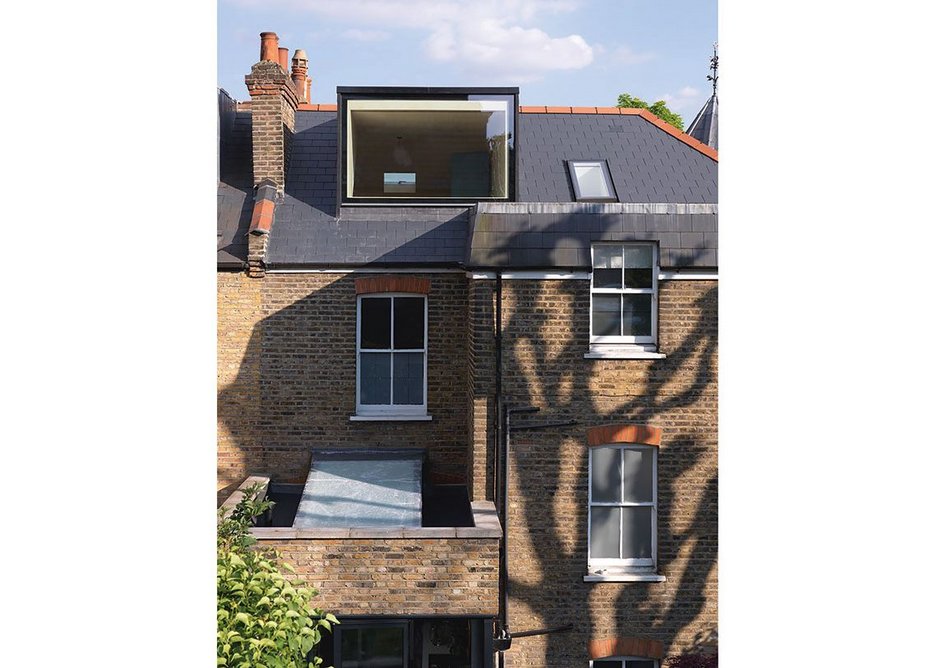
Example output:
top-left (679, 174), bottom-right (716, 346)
top-left (569, 160), bottom-right (617, 201)
top-left (293, 450), bottom-right (424, 528)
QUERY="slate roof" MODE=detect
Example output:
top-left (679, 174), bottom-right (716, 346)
top-left (686, 94), bottom-right (718, 150)
top-left (517, 113), bottom-right (716, 203)
top-left (217, 106), bottom-right (253, 268)
top-left (467, 203), bottom-right (717, 270)
top-left (219, 105), bottom-right (717, 270)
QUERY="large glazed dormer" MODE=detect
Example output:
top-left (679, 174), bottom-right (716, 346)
top-left (338, 87), bottom-right (518, 204)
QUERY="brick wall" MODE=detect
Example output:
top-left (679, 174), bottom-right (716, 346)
top-left (218, 271), bottom-right (263, 503)
top-left (217, 272), bottom-right (470, 485)
top-left (467, 279), bottom-right (496, 501)
top-left (257, 536), bottom-right (499, 617)
top-left (487, 279), bottom-right (717, 665)
top-left (218, 271), bottom-right (717, 663)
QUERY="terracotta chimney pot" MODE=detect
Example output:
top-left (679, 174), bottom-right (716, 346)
top-left (259, 32), bottom-right (279, 62)
top-left (291, 49), bottom-right (309, 102)
top-left (278, 48), bottom-right (290, 73)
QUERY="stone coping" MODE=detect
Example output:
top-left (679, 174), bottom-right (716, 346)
top-left (219, 477), bottom-right (501, 540)
top-left (219, 475), bottom-right (271, 522)
top-left (251, 502), bottom-right (501, 540)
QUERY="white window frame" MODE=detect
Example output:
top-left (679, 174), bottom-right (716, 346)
top-left (589, 658), bottom-right (659, 668)
top-left (587, 444), bottom-right (658, 573)
top-left (589, 243), bottom-right (658, 348)
top-left (355, 293), bottom-right (428, 418)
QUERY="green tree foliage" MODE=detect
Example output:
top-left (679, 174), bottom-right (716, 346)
top-left (218, 485), bottom-right (337, 668)
top-left (616, 93), bottom-right (684, 130)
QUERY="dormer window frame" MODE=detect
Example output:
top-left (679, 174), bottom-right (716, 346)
top-left (337, 87), bottom-right (519, 205)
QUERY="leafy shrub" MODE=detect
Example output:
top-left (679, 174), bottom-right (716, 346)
top-left (218, 484), bottom-right (337, 667)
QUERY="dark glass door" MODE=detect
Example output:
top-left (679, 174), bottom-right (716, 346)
top-left (339, 623), bottom-right (407, 668)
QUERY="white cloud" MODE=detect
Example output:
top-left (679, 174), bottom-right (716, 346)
top-left (226, 0), bottom-right (594, 81)
top-left (342, 29), bottom-right (390, 42)
top-left (425, 19), bottom-right (592, 81)
top-left (659, 86), bottom-right (703, 111)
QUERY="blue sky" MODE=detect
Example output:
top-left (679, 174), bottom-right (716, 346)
top-left (218, 0), bottom-right (716, 128)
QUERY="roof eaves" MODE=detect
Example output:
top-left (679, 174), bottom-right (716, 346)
top-left (297, 103), bottom-right (338, 112)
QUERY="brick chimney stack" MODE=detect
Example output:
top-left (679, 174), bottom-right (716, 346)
top-left (244, 31), bottom-right (301, 276)
top-left (291, 49), bottom-right (309, 104)
top-left (244, 31), bottom-right (299, 191)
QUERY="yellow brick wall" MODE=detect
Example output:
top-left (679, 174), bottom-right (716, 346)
top-left (262, 538), bottom-right (499, 617)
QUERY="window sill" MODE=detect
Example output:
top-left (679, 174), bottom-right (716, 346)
top-left (349, 414), bottom-right (433, 422)
top-left (583, 572), bottom-right (666, 583)
top-left (584, 346), bottom-right (666, 360)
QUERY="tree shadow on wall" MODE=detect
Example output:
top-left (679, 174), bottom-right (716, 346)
top-left (217, 272), bottom-right (472, 505)
top-left (498, 245), bottom-right (717, 661)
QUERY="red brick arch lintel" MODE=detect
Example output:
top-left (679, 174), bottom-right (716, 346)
top-left (588, 636), bottom-right (665, 660)
top-left (354, 276), bottom-right (431, 295)
top-left (586, 424), bottom-right (662, 447)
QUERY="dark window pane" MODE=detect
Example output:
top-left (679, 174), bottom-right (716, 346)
top-left (361, 298), bottom-right (391, 349)
top-left (393, 297), bottom-right (425, 349)
top-left (624, 246), bottom-right (653, 288)
top-left (622, 294), bottom-right (652, 337)
top-left (592, 295), bottom-right (621, 336)
top-left (621, 448), bottom-right (654, 503)
top-left (592, 662), bottom-right (622, 668)
top-left (592, 246), bottom-right (622, 288)
top-left (341, 626), bottom-right (405, 668)
top-left (626, 661), bottom-right (656, 668)
top-left (421, 620), bottom-right (471, 662)
top-left (591, 447), bottom-right (621, 503)
top-left (590, 506), bottom-right (620, 558)
top-left (621, 506), bottom-right (653, 560)
top-left (624, 267), bottom-right (653, 288)
top-left (360, 353), bottom-right (391, 405)
top-left (392, 352), bottom-right (424, 405)
top-left (595, 269), bottom-right (623, 289)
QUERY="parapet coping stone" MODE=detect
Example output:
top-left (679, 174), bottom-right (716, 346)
top-left (219, 475), bottom-right (270, 523)
top-left (477, 202), bottom-right (718, 215)
top-left (247, 499), bottom-right (502, 540)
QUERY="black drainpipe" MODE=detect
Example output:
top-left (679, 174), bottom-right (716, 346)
top-left (492, 274), bottom-right (577, 665)
top-left (493, 272), bottom-right (507, 666)
top-left (494, 273), bottom-right (502, 503)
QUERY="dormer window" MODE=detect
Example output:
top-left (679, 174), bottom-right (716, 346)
top-left (340, 88), bottom-right (516, 202)
top-left (569, 160), bottom-right (617, 202)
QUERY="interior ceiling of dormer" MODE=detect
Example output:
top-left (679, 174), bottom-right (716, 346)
top-left (351, 110), bottom-right (492, 139)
